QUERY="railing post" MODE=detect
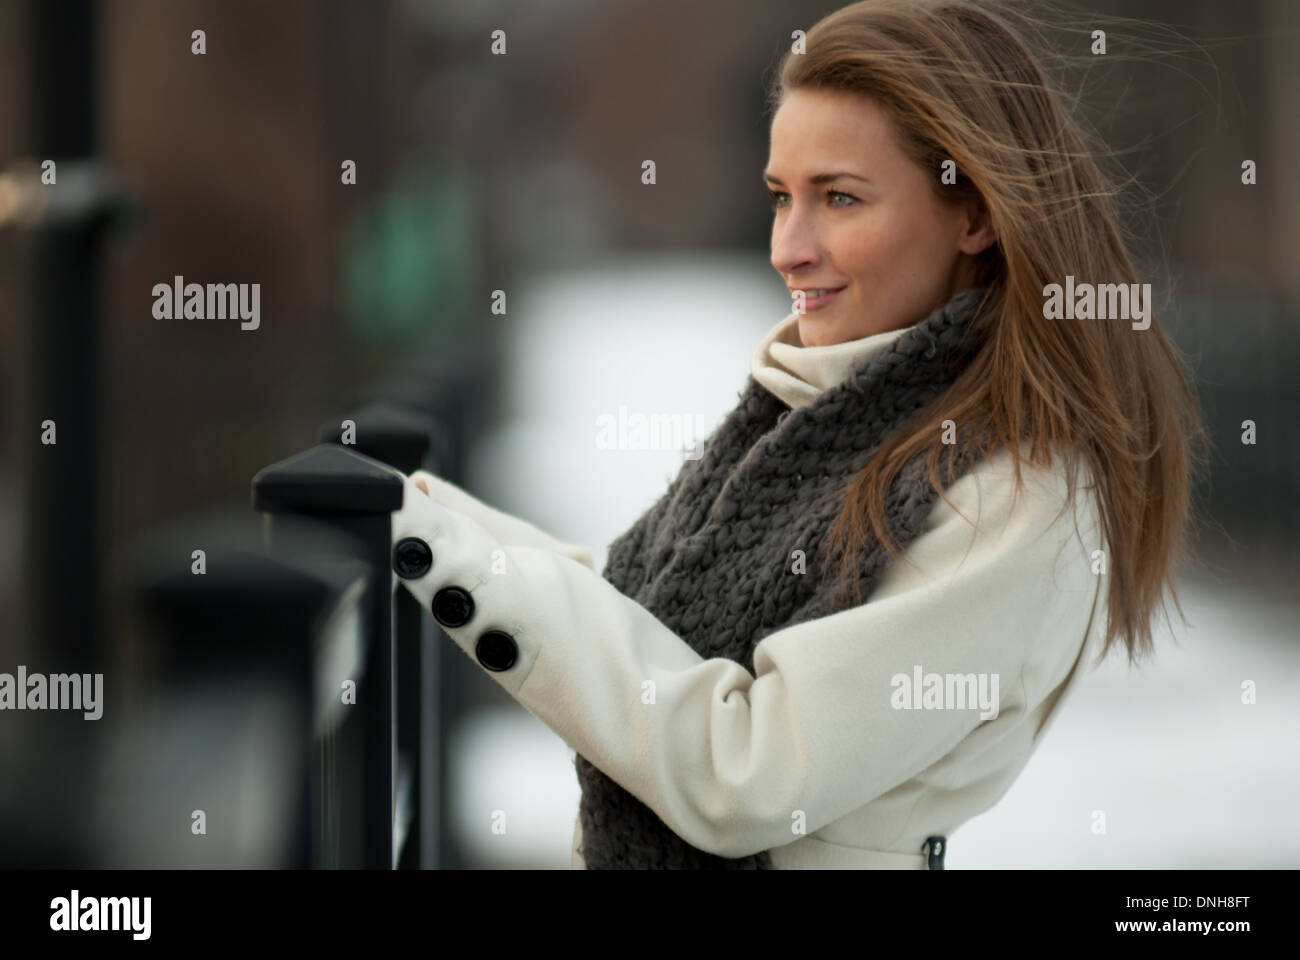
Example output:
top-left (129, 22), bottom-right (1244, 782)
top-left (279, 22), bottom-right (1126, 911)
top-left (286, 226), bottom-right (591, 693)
top-left (320, 401), bottom-right (447, 869)
top-left (252, 445), bottom-right (404, 868)
top-left (106, 509), bottom-right (368, 867)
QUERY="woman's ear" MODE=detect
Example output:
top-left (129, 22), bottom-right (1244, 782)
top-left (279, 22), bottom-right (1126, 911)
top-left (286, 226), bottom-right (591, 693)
top-left (958, 198), bottom-right (997, 256)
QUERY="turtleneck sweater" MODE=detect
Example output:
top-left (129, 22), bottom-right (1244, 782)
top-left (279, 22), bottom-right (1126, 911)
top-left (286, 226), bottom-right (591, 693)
top-left (751, 311), bottom-right (915, 410)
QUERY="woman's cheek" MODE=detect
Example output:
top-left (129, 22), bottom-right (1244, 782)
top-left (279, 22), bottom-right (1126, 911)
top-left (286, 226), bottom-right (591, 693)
top-left (842, 221), bottom-right (899, 275)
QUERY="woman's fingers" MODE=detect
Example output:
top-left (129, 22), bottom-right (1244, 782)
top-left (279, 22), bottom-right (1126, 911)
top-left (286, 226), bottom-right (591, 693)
top-left (409, 470), bottom-right (434, 497)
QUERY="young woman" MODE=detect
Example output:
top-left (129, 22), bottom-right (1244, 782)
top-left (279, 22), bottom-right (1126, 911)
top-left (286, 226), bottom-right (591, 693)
top-left (388, 0), bottom-right (1205, 869)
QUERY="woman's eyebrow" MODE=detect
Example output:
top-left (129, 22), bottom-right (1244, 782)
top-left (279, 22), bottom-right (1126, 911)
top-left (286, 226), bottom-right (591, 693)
top-left (763, 171), bottom-right (872, 186)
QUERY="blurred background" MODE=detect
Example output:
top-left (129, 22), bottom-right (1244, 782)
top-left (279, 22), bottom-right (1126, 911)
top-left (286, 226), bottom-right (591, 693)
top-left (0, 0), bottom-right (1296, 869)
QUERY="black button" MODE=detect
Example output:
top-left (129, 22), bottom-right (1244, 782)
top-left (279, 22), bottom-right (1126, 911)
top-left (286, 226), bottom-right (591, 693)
top-left (475, 630), bottom-right (517, 672)
top-left (393, 537), bottom-right (433, 579)
top-left (431, 586), bottom-right (474, 627)
top-left (923, 835), bottom-right (946, 870)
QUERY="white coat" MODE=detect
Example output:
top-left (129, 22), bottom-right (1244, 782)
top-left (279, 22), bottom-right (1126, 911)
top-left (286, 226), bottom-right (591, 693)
top-left (389, 309), bottom-right (1107, 869)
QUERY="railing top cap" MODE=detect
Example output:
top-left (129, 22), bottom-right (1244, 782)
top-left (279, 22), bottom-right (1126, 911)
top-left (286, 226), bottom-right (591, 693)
top-left (252, 444), bottom-right (405, 515)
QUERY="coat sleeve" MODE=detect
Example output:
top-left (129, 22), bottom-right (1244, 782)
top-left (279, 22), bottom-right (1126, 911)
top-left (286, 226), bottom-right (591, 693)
top-left (406, 469), bottom-right (596, 571)
top-left (389, 450), bottom-right (1100, 859)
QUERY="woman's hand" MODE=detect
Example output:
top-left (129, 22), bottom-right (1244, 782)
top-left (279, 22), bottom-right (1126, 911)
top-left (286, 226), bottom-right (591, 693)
top-left (408, 470), bottom-right (434, 497)
top-left (399, 468), bottom-right (598, 572)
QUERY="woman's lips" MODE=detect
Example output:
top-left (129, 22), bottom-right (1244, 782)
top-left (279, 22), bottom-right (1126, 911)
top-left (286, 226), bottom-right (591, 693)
top-left (795, 287), bottom-right (846, 312)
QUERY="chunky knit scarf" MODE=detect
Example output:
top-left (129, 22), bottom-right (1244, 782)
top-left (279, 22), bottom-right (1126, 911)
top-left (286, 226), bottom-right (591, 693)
top-left (575, 287), bottom-right (992, 869)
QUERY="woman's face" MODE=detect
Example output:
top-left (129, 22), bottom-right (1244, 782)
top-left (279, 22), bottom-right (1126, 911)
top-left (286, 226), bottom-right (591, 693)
top-left (766, 88), bottom-right (994, 347)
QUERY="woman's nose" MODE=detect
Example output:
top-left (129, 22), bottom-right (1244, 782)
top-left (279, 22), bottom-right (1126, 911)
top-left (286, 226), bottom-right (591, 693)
top-left (772, 239), bottom-right (821, 278)
top-left (770, 217), bottom-right (821, 276)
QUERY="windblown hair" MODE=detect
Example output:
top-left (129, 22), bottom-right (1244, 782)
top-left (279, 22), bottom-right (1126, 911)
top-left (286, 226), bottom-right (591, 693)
top-left (770, 0), bottom-right (1210, 666)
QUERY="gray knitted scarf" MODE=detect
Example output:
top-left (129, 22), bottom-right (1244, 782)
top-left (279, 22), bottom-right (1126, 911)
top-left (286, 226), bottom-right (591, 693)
top-left (575, 287), bottom-right (992, 869)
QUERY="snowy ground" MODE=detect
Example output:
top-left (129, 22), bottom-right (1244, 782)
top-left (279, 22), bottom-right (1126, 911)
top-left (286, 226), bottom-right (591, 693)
top-left (447, 255), bottom-right (1300, 869)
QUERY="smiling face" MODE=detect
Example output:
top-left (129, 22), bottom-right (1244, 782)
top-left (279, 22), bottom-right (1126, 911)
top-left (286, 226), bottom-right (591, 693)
top-left (766, 88), bottom-right (995, 347)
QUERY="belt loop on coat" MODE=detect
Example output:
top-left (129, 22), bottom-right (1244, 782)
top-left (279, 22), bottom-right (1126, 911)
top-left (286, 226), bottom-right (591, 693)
top-left (922, 836), bottom-right (946, 870)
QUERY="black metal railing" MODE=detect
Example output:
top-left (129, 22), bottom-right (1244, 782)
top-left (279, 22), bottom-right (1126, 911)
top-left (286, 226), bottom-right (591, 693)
top-left (76, 401), bottom-right (459, 868)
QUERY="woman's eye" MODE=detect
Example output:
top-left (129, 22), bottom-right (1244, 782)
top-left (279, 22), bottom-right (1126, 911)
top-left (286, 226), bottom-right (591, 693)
top-left (767, 189), bottom-right (857, 211)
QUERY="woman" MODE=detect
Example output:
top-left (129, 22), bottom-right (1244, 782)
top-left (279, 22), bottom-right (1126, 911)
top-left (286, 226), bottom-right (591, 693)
top-left (388, 0), bottom-right (1205, 869)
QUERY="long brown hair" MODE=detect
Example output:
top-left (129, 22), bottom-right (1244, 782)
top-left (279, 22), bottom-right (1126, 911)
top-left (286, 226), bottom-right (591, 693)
top-left (769, 0), bottom-right (1210, 667)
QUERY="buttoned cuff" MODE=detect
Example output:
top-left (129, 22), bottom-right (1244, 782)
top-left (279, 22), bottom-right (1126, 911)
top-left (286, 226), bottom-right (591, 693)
top-left (389, 473), bottom-right (540, 695)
